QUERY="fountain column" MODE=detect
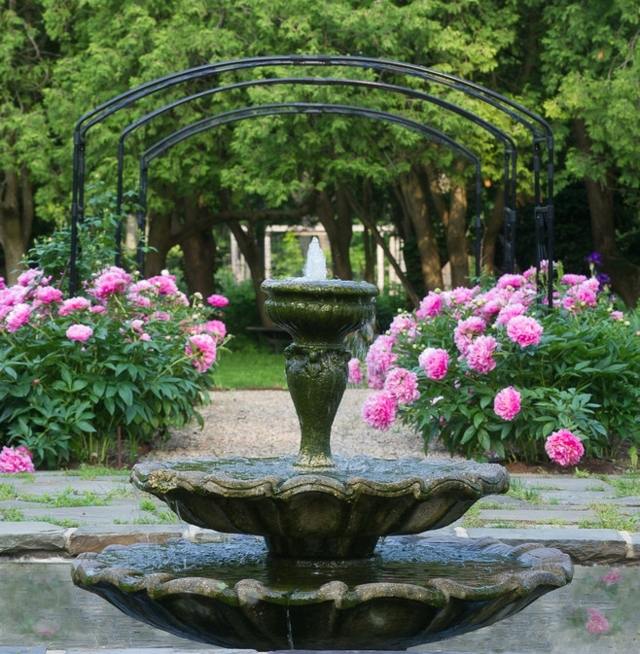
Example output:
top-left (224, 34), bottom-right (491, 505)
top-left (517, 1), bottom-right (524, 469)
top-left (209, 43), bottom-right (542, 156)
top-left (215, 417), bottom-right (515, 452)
top-left (262, 238), bottom-right (378, 468)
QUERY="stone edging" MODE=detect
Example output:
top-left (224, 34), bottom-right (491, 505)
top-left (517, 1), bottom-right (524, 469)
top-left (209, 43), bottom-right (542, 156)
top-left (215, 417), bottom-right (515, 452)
top-left (0, 521), bottom-right (638, 564)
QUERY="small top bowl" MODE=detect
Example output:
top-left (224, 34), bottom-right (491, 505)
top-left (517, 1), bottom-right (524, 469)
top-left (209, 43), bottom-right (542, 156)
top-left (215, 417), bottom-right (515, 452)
top-left (261, 278), bottom-right (378, 346)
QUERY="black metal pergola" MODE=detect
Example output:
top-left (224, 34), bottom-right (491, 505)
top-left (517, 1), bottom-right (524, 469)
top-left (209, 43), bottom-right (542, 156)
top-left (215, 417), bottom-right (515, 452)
top-left (69, 55), bottom-right (555, 302)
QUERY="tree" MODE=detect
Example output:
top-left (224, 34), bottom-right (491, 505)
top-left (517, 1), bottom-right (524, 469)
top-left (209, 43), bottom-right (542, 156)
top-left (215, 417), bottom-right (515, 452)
top-left (0, 2), bottom-right (54, 282)
top-left (541, 0), bottom-right (640, 302)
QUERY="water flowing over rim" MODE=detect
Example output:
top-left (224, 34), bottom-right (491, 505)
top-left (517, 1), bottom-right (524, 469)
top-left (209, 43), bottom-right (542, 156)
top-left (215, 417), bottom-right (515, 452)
top-left (262, 278), bottom-right (378, 297)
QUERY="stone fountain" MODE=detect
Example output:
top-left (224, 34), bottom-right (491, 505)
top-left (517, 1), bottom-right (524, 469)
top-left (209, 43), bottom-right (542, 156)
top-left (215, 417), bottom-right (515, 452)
top-left (72, 239), bottom-right (572, 651)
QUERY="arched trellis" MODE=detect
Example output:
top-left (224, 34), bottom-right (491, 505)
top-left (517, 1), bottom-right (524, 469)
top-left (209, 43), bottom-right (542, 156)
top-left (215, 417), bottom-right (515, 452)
top-left (70, 55), bottom-right (555, 302)
top-left (114, 76), bottom-right (517, 271)
top-left (135, 103), bottom-right (483, 282)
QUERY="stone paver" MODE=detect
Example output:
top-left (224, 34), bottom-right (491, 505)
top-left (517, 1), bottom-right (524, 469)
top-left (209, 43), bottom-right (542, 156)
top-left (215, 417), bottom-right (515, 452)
top-left (464, 527), bottom-right (629, 564)
top-left (67, 525), bottom-right (185, 555)
top-left (0, 522), bottom-right (66, 555)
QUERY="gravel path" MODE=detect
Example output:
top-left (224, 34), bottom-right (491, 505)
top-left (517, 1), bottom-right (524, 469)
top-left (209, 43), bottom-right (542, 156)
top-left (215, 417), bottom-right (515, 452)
top-left (152, 389), bottom-right (432, 460)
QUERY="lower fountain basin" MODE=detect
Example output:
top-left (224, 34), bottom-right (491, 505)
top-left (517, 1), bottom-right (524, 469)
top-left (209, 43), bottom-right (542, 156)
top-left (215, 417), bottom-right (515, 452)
top-left (72, 535), bottom-right (572, 651)
top-left (132, 456), bottom-right (509, 558)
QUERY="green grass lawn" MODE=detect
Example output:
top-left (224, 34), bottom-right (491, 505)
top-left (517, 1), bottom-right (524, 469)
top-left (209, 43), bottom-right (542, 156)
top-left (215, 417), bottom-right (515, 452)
top-left (215, 341), bottom-right (287, 389)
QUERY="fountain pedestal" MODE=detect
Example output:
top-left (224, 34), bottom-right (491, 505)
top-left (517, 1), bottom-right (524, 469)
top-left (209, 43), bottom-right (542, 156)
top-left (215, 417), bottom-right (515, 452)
top-left (262, 278), bottom-right (377, 468)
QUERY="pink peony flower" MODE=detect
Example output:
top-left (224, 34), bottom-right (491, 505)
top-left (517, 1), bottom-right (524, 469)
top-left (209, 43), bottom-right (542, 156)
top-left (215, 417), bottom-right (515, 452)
top-left (147, 273), bottom-right (179, 296)
top-left (545, 429), bottom-right (584, 467)
top-left (600, 569), bottom-right (621, 586)
top-left (0, 286), bottom-right (28, 320)
top-left (185, 334), bottom-right (217, 372)
top-left (506, 315), bottom-right (543, 347)
top-left (466, 335), bottom-right (498, 374)
top-left (416, 292), bottom-right (443, 319)
top-left (444, 286), bottom-right (479, 306)
top-left (496, 274), bottom-right (526, 289)
top-left (90, 305), bottom-right (106, 314)
top-left (130, 319), bottom-right (145, 332)
top-left (585, 608), bottom-right (610, 635)
top-left (0, 445), bottom-right (35, 473)
top-left (35, 286), bottom-right (63, 305)
top-left (493, 386), bottom-right (521, 421)
top-left (140, 332), bottom-right (151, 342)
top-left (17, 269), bottom-right (42, 287)
top-left (418, 348), bottom-right (449, 381)
top-left (610, 310), bottom-right (624, 321)
top-left (384, 367), bottom-right (420, 405)
top-left (66, 324), bottom-right (93, 342)
top-left (202, 319), bottom-right (227, 343)
top-left (90, 266), bottom-right (132, 300)
top-left (365, 334), bottom-right (397, 389)
top-left (454, 316), bottom-right (485, 355)
top-left (207, 294), bottom-right (229, 308)
top-left (128, 293), bottom-right (153, 308)
top-left (496, 302), bottom-right (526, 326)
top-left (176, 291), bottom-right (190, 307)
top-left (59, 297), bottom-right (91, 316)
top-left (389, 313), bottom-right (417, 340)
top-left (348, 357), bottom-right (363, 384)
top-left (362, 391), bottom-right (398, 430)
top-left (561, 274), bottom-right (587, 286)
top-left (150, 311), bottom-right (171, 321)
top-left (5, 303), bottom-right (32, 332)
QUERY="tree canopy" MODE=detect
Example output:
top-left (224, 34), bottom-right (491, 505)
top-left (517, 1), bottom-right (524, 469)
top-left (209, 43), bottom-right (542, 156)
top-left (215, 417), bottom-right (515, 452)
top-left (1, 0), bottom-right (638, 308)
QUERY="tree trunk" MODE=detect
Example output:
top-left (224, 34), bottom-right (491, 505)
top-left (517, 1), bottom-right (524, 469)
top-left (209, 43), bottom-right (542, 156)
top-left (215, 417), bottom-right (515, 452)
top-left (345, 185), bottom-right (420, 306)
top-left (573, 119), bottom-right (618, 257)
top-left (573, 118), bottom-right (640, 305)
top-left (178, 198), bottom-right (216, 297)
top-left (446, 181), bottom-right (469, 287)
top-left (482, 187), bottom-right (505, 273)
top-left (144, 212), bottom-right (173, 277)
top-left (397, 167), bottom-right (443, 290)
top-left (362, 226), bottom-right (375, 283)
top-left (228, 220), bottom-right (272, 327)
top-left (0, 168), bottom-right (33, 284)
top-left (315, 188), bottom-right (353, 280)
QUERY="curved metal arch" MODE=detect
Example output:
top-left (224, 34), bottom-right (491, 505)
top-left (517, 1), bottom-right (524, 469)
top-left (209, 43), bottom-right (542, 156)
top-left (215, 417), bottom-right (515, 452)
top-left (115, 76), bottom-right (518, 266)
top-left (134, 102), bottom-right (483, 276)
top-left (70, 56), bottom-right (553, 302)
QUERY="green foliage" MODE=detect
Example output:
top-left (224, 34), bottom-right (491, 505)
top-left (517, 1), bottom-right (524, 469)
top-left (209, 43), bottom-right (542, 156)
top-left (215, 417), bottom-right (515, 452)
top-left (542, 0), bottom-right (640, 190)
top-left (25, 186), bottom-right (138, 289)
top-left (375, 287), bottom-right (412, 332)
top-left (215, 270), bottom-right (260, 335)
top-left (272, 232), bottom-right (305, 278)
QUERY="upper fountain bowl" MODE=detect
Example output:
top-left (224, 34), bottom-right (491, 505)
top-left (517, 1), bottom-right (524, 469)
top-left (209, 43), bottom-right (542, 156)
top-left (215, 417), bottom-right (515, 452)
top-left (261, 279), bottom-right (377, 346)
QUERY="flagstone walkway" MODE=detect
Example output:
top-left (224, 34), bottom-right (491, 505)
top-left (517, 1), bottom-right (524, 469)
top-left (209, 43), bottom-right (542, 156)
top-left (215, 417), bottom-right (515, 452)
top-left (0, 389), bottom-right (638, 561)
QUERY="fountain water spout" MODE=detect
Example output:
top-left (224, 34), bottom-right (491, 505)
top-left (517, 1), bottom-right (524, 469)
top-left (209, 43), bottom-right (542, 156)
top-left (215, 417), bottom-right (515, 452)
top-left (303, 237), bottom-right (328, 280)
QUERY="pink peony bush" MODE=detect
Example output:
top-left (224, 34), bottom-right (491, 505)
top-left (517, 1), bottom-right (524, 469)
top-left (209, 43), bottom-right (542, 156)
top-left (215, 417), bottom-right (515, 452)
top-left (0, 267), bottom-right (229, 467)
top-left (360, 264), bottom-right (640, 463)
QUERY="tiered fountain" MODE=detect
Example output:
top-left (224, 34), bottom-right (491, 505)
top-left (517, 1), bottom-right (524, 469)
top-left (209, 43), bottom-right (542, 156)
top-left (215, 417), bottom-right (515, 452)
top-left (73, 240), bottom-right (572, 650)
